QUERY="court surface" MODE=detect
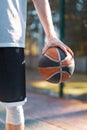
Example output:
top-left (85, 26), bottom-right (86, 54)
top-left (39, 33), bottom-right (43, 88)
top-left (0, 90), bottom-right (87, 130)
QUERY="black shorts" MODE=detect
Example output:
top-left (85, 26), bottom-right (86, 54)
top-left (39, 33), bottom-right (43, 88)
top-left (0, 47), bottom-right (26, 105)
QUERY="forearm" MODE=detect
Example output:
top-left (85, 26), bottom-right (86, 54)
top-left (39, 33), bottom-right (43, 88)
top-left (32, 0), bottom-right (74, 57)
top-left (32, 0), bottom-right (57, 40)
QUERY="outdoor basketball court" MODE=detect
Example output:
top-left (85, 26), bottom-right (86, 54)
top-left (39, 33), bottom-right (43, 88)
top-left (0, 90), bottom-right (87, 130)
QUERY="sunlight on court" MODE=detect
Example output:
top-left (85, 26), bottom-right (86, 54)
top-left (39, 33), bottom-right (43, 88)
top-left (30, 81), bottom-right (87, 96)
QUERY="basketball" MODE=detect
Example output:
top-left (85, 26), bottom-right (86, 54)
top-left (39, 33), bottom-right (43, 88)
top-left (38, 46), bottom-right (75, 83)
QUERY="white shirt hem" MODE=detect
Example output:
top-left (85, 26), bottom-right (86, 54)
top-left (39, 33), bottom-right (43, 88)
top-left (0, 43), bottom-right (25, 48)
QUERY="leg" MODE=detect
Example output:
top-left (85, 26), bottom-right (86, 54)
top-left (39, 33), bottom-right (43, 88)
top-left (0, 48), bottom-right (26, 130)
top-left (5, 105), bottom-right (24, 130)
top-left (6, 124), bottom-right (24, 130)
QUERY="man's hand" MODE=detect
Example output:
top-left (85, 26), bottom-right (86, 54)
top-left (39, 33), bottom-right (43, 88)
top-left (42, 38), bottom-right (74, 57)
top-left (32, 0), bottom-right (74, 58)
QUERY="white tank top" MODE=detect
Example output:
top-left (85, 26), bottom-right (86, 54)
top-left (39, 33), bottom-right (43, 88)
top-left (0, 0), bottom-right (27, 48)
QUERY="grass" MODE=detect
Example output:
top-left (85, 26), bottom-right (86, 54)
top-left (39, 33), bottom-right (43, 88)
top-left (26, 68), bottom-right (87, 97)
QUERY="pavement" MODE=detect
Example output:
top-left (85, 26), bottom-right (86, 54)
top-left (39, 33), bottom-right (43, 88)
top-left (0, 89), bottom-right (87, 130)
top-left (0, 70), bottom-right (87, 130)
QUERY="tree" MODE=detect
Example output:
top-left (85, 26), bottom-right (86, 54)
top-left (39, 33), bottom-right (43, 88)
top-left (26, 0), bottom-right (87, 56)
top-left (65, 0), bottom-right (87, 56)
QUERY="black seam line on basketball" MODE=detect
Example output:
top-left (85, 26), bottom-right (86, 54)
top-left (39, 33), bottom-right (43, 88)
top-left (44, 54), bottom-right (60, 62)
top-left (62, 67), bottom-right (72, 75)
top-left (46, 72), bottom-right (60, 81)
top-left (62, 71), bottom-right (71, 76)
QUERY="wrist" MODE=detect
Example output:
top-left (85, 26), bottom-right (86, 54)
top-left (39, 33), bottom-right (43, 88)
top-left (45, 28), bottom-right (57, 40)
top-left (47, 33), bottom-right (58, 42)
top-left (46, 35), bottom-right (64, 46)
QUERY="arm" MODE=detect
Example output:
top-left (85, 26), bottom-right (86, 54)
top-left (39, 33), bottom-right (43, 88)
top-left (32, 0), bottom-right (57, 41)
top-left (32, 0), bottom-right (73, 56)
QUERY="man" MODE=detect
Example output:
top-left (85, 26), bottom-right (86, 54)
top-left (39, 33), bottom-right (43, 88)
top-left (0, 0), bottom-right (73, 130)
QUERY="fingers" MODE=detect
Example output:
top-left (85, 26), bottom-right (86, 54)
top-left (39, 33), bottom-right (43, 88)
top-left (42, 42), bottom-right (68, 56)
top-left (64, 44), bottom-right (74, 57)
top-left (42, 41), bottom-right (74, 58)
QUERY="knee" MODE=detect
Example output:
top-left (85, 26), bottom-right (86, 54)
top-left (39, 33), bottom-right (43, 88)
top-left (6, 105), bottom-right (24, 125)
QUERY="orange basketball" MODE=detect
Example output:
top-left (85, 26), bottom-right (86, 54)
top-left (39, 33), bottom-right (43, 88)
top-left (38, 47), bottom-right (75, 83)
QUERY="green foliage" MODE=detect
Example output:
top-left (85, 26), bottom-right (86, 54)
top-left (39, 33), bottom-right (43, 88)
top-left (26, 0), bottom-right (87, 56)
top-left (65, 0), bottom-right (87, 56)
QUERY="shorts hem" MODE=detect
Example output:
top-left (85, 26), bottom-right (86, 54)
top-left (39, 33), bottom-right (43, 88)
top-left (0, 98), bottom-right (27, 107)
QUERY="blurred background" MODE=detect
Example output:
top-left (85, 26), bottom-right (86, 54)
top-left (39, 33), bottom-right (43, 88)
top-left (25, 0), bottom-right (87, 100)
top-left (0, 1), bottom-right (87, 129)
